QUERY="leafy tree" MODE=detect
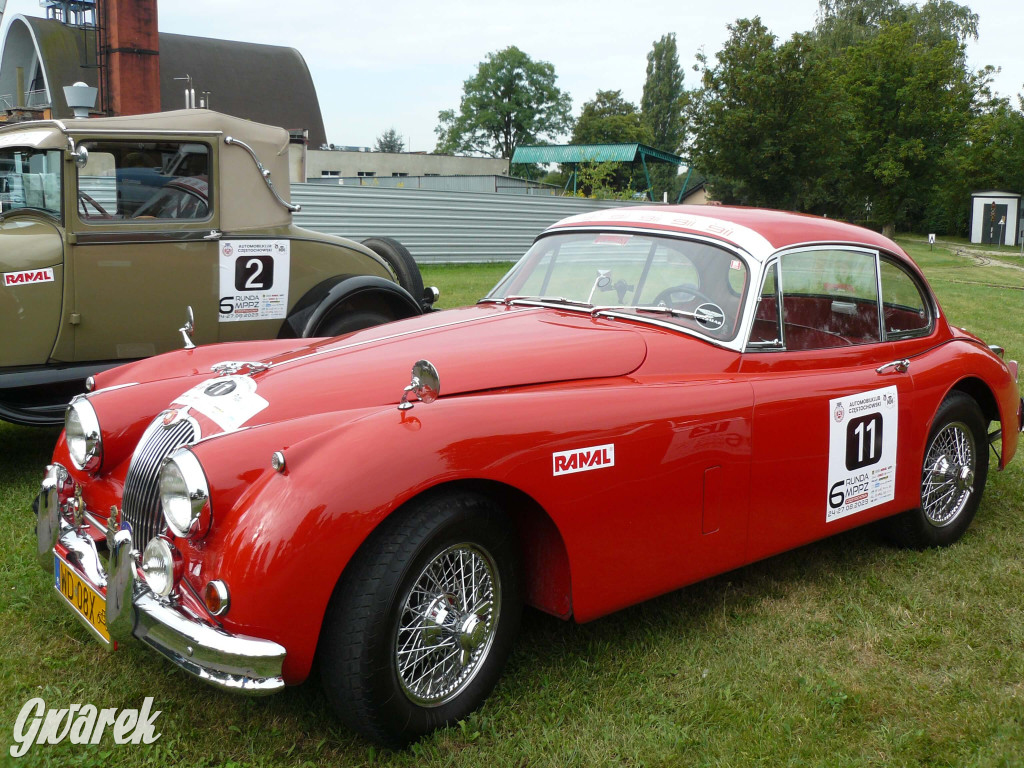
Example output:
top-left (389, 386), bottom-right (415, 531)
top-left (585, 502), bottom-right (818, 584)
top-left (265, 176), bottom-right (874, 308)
top-left (814, 0), bottom-right (978, 51)
top-left (568, 90), bottom-right (651, 194)
top-left (572, 90), bottom-right (651, 145)
top-left (835, 20), bottom-right (977, 235)
top-left (926, 82), bottom-right (1024, 234)
top-left (435, 46), bottom-right (573, 159)
top-left (687, 19), bottom-right (843, 211)
top-left (374, 128), bottom-right (405, 153)
top-left (641, 34), bottom-right (686, 199)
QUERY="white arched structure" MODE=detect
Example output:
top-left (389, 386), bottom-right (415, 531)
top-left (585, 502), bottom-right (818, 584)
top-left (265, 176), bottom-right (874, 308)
top-left (0, 15), bottom-right (51, 110)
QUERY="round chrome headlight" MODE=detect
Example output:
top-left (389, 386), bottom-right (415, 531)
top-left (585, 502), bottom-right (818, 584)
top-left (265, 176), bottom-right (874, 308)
top-left (159, 449), bottom-right (211, 538)
top-left (141, 536), bottom-right (182, 597)
top-left (65, 396), bottom-right (102, 472)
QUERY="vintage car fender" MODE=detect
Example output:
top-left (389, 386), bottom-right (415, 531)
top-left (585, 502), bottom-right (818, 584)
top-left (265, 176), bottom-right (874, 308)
top-left (0, 217), bottom-right (64, 367)
top-left (183, 369), bottom-right (756, 684)
top-left (908, 336), bottom-right (1020, 468)
top-left (278, 274), bottom-right (423, 338)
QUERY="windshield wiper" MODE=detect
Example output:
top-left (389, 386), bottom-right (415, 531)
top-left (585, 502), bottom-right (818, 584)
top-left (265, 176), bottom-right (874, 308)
top-left (596, 304), bottom-right (725, 326)
top-left (492, 295), bottom-right (594, 308)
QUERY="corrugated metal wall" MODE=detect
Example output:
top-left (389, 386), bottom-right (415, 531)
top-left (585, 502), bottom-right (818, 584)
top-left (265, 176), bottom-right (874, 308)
top-left (291, 184), bottom-right (647, 263)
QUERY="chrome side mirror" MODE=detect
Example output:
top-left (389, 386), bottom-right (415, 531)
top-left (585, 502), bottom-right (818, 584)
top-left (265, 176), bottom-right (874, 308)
top-left (72, 144), bottom-right (89, 169)
top-left (179, 306), bottom-right (195, 350)
top-left (398, 360), bottom-right (440, 411)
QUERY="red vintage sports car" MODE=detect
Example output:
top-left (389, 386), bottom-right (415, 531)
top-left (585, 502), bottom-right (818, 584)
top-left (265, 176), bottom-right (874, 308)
top-left (34, 206), bottom-right (1023, 745)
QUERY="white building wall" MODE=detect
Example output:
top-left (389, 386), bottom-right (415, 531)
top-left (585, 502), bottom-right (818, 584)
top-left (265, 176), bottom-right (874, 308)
top-left (305, 149), bottom-right (507, 180)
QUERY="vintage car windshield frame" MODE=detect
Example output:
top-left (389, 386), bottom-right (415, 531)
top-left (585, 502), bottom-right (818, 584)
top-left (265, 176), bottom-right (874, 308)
top-left (485, 226), bottom-right (754, 346)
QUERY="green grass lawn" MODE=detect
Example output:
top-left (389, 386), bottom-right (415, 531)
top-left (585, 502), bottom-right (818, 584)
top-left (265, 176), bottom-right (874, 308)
top-left (2, 241), bottom-right (1023, 767)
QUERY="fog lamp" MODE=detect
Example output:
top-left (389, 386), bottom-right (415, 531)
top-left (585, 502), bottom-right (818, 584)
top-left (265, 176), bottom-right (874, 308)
top-left (140, 536), bottom-right (182, 597)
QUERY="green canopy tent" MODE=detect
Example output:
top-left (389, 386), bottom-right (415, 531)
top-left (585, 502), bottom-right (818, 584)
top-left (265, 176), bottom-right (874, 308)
top-left (510, 143), bottom-right (693, 202)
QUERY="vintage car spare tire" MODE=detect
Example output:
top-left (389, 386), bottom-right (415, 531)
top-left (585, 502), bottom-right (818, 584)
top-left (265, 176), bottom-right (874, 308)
top-left (319, 491), bottom-right (522, 746)
top-left (887, 391), bottom-right (989, 549)
top-left (361, 237), bottom-right (424, 302)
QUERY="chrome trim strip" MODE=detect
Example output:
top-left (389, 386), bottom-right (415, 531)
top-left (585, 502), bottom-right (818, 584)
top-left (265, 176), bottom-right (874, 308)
top-left (224, 135), bottom-right (299, 213)
top-left (74, 231), bottom-right (219, 245)
top-left (133, 591), bottom-right (286, 694)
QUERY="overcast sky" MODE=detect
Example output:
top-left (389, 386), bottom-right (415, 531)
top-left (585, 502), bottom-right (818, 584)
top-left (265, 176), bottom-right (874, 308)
top-left (2, 0), bottom-right (1022, 151)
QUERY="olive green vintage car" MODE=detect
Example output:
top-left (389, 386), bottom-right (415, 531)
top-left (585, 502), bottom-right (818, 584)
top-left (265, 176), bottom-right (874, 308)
top-left (0, 110), bottom-right (433, 425)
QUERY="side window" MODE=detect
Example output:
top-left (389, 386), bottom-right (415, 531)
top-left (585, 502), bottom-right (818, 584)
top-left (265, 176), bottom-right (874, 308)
top-left (747, 262), bottom-right (782, 348)
top-left (77, 141), bottom-right (211, 222)
top-left (880, 259), bottom-right (931, 338)
top-left (779, 249), bottom-right (880, 350)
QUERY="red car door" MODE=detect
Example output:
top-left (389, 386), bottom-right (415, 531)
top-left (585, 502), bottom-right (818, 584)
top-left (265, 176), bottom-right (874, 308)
top-left (740, 248), bottom-right (919, 562)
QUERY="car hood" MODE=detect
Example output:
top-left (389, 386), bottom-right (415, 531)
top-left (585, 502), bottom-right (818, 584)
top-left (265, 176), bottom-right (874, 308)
top-left (165, 305), bottom-right (649, 433)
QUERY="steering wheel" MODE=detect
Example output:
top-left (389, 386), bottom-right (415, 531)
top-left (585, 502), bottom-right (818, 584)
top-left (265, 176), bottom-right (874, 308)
top-left (78, 191), bottom-right (111, 219)
top-left (652, 283), bottom-right (715, 308)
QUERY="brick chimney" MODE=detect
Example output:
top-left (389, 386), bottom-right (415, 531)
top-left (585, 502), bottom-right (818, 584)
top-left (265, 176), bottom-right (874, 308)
top-left (101, 0), bottom-right (160, 116)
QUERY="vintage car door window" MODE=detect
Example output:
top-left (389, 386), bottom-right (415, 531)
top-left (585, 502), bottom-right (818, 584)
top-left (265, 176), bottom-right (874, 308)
top-left (879, 259), bottom-right (931, 338)
top-left (778, 249), bottom-right (881, 350)
top-left (0, 147), bottom-right (62, 217)
top-left (77, 141), bottom-right (211, 221)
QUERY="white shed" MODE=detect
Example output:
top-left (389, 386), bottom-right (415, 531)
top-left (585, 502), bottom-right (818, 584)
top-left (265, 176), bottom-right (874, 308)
top-left (970, 191), bottom-right (1022, 246)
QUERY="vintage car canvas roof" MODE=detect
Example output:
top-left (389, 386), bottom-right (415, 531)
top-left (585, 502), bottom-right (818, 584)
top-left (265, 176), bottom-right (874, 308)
top-left (0, 109), bottom-right (293, 230)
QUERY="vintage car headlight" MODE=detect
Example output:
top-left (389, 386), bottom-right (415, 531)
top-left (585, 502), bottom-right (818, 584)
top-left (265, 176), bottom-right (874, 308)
top-left (141, 536), bottom-right (182, 597)
top-left (65, 396), bottom-right (102, 472)
top-left (159, 449), bottom-right (211, 538)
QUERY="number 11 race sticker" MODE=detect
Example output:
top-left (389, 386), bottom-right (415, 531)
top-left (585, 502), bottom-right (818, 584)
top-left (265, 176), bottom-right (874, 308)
top-left (218, 240), bottom-right (291, 322)
top-left (826, 385), bottom-right (898, 522)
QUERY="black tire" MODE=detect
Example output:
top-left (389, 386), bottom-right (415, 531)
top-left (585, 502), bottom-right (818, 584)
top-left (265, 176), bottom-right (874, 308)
top-left (314, 307), bottom-right (392, 337)
top-left (885, 391), bottom-right (989, 548)
top-left (320, 491), bottom-right (521, 746)
top-left (361, 237), bottom-right (424, 303)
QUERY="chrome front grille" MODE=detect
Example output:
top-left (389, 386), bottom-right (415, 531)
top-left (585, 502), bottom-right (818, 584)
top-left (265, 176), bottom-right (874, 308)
top-left (122, 415), bottom-right (197, 547)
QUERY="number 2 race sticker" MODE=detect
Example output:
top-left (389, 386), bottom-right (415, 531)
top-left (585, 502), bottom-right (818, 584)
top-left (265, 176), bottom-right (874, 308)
top-left (219, 240), bottom-right (290, 322)
top-left (827, 385), bottom-right (898, 522)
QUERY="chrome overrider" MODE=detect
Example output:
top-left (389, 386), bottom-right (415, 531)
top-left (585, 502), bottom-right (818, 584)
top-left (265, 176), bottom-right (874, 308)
top-left (34, 463), bottom-right (286, 694)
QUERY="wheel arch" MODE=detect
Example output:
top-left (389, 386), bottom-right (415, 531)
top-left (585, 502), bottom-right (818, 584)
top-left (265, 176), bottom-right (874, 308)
top-left (949, 376), bottom-right (999, 425)
top-left (319, 478), bottom-right (573, 641)
top-left (278, 275), bottom-right (422, 339)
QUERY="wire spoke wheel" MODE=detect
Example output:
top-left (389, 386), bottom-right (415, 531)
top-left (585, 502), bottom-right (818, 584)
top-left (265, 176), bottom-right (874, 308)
top-left (921, 420), bottom-right (976, 528)
top-left (395, 543), bottom-right (501, 706)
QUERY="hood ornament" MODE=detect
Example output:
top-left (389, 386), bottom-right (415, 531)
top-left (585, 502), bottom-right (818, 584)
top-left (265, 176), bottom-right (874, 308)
top-left (211, 360), bottom-right (270, 376)
top-left (179, 306), bottom-right (196, 350)
top-left (398, 360), bottom-right (441, 411)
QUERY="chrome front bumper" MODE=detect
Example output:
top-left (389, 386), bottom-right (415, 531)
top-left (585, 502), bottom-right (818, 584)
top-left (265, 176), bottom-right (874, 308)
top-left (35, 464), bottom-right (286, 694)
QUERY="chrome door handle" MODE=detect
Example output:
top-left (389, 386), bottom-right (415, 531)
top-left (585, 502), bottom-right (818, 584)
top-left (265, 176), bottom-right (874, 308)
top-left (876, 359), bottom-right (910, 374)
top-left (203, 230), bottom-right (222, 240)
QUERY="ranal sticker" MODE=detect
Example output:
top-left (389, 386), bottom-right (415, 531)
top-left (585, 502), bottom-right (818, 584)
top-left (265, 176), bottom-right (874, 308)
top-left (827, 385), bottom-right (898, 522)
top-left (218, 240), bottom-right (291, 322)
top-left (172, 375), bottom-right (268, 432)
top-left (553, 444), bottom-right (615, 476)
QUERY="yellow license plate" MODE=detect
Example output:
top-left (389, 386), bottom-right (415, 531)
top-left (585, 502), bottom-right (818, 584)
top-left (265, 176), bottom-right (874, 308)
top-left (54, 552), bottom-right (111, 645)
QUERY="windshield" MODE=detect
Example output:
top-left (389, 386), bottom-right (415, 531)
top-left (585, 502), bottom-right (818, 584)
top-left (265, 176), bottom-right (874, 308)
top-left (0, 147), bottom-right (63, 217)
top-left (486, 231), bottom-right (750, 341)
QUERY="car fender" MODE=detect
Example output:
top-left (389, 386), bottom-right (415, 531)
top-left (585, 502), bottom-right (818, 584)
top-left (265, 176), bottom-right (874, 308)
top-left (189, 377), bottom-right (755, 684)
top-left (279, 275), bottom-right (422, 338)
